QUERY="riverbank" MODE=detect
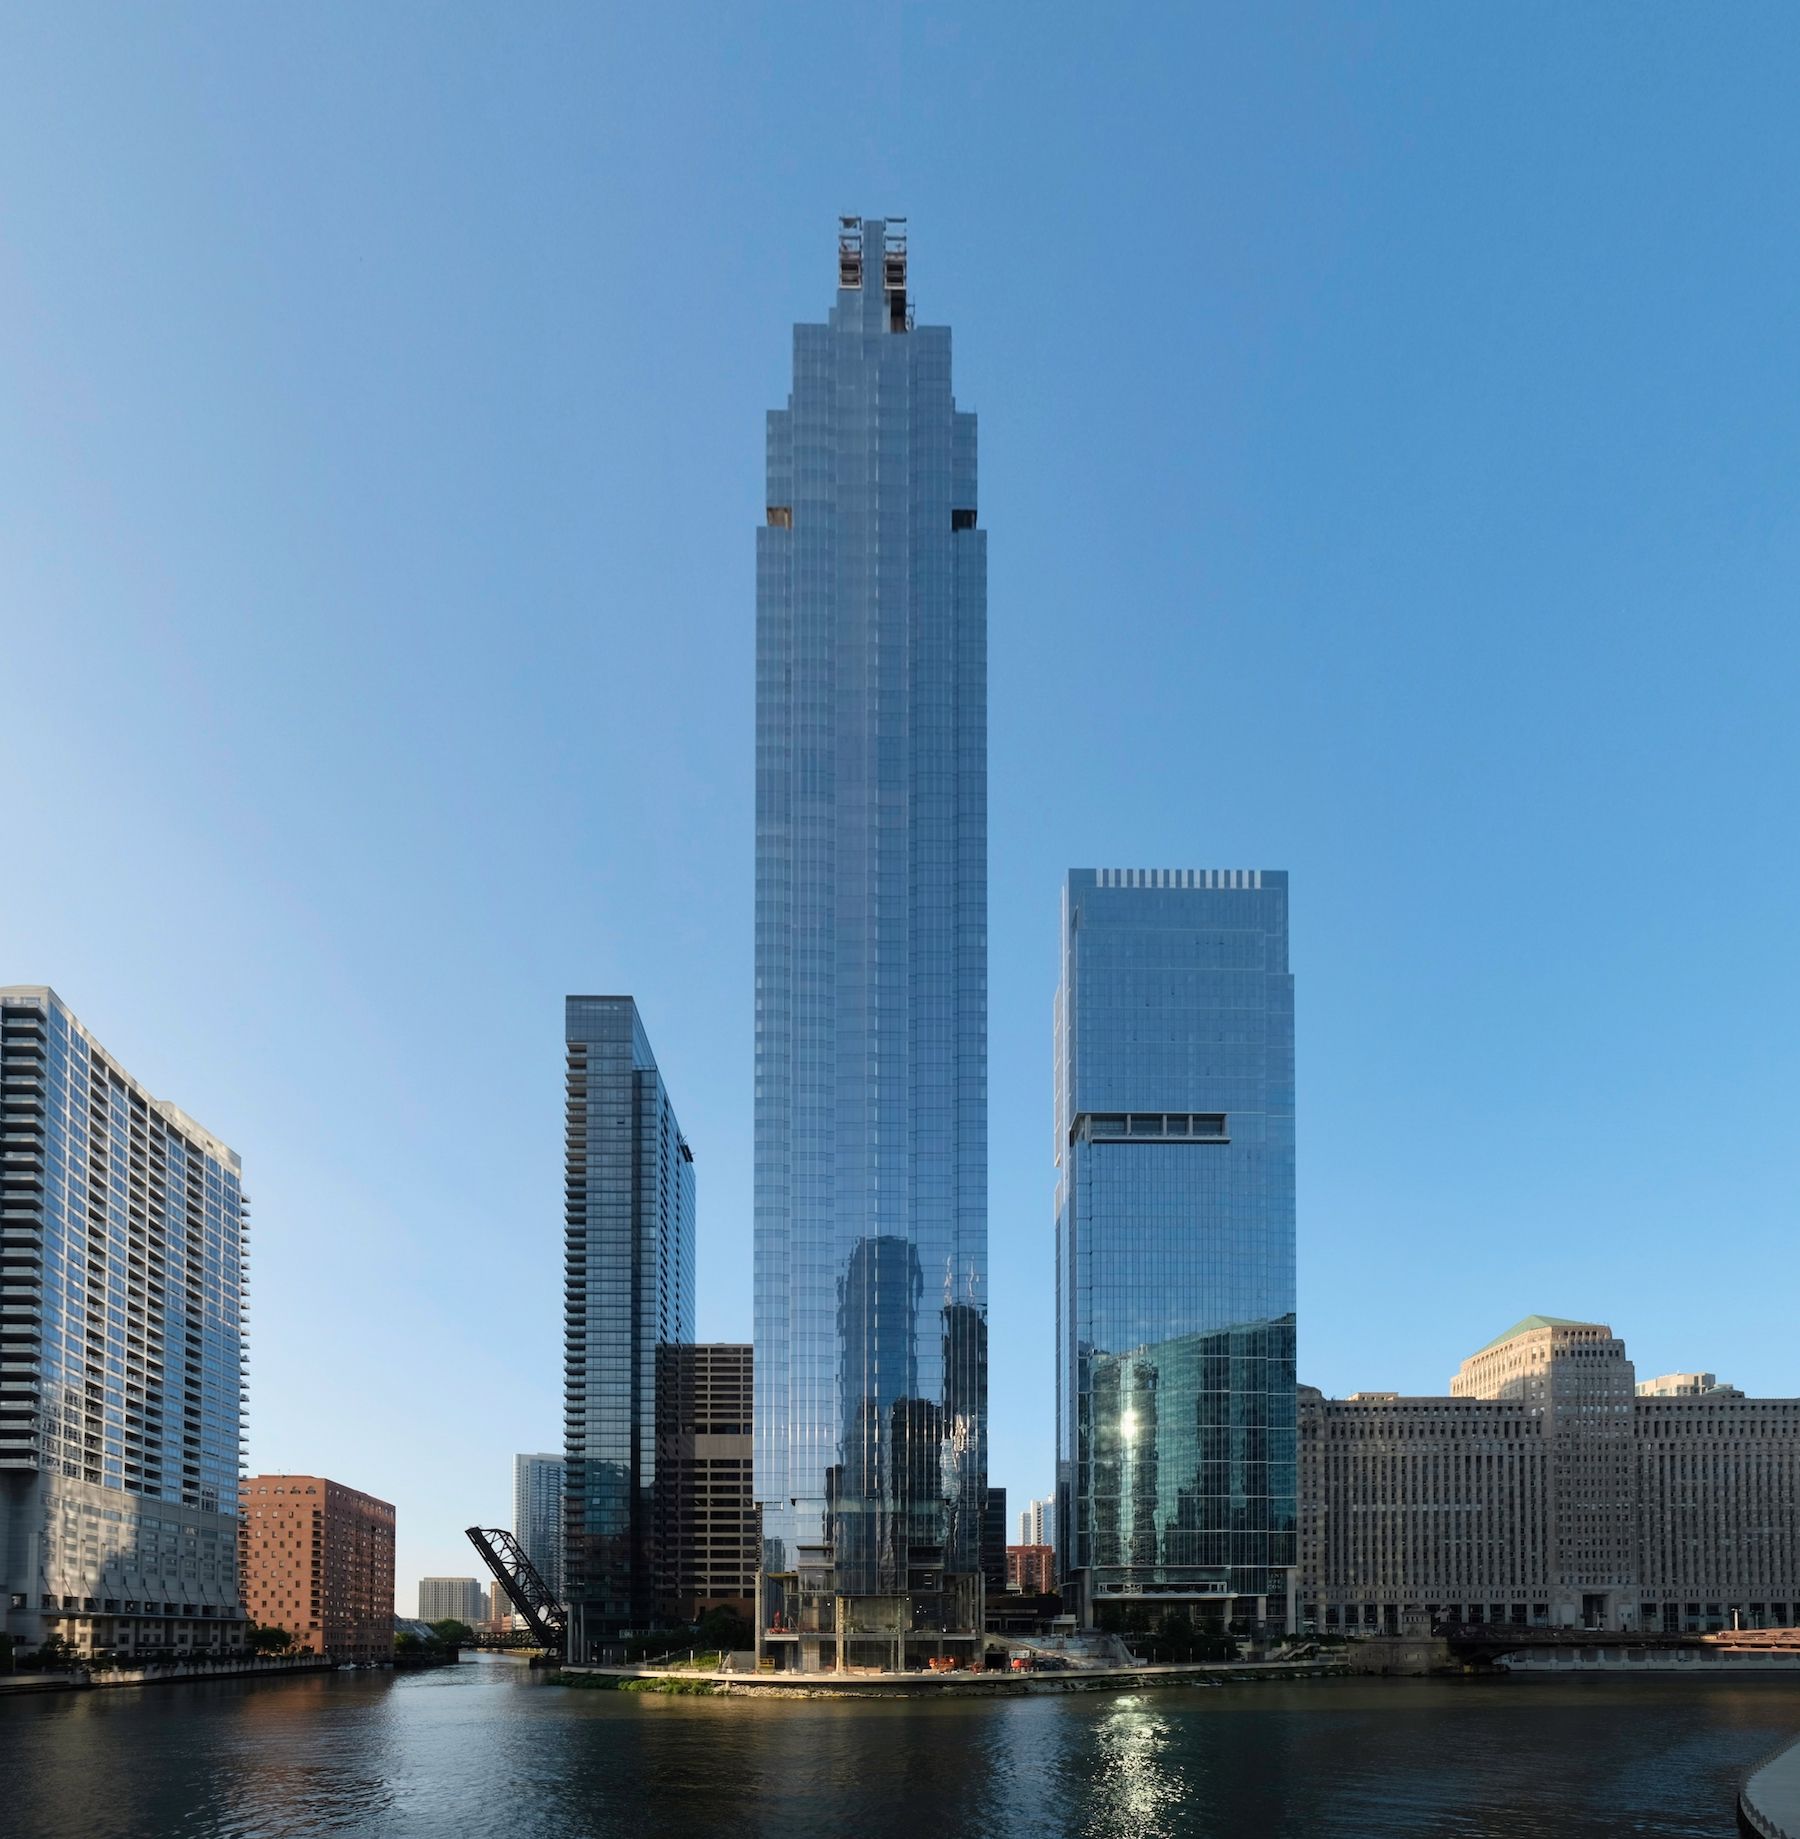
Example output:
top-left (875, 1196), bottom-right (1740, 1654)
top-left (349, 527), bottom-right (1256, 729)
top-left (553, 1657), bottom-right (1350, 1698)
top-left (1741, 1732), bottom-right (1800, 1838)
top-left (0, 1655), bottom-right (336, 1696)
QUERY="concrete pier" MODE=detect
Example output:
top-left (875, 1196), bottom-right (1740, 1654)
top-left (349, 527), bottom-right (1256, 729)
top-left (1741, 1734), bottom-right (1800, 1839)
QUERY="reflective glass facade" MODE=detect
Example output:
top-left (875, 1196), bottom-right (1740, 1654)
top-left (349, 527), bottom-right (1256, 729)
top-left (0, 986), bottom-right (247, 1653)
top-left (512, 1451), bottom-right (564, 1606)
top-left (563, 996), bottom-right (693, 1652)
top-left (754, 220), bottom-right (987, 1604)
top-left (1053, 872), bottom-right (1297, 1626)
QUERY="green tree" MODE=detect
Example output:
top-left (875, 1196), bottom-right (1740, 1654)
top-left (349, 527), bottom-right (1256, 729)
top-left (696, 1606), bottom-right (752, 1654)
top-left (428, 1618), bottom-right (475, 1650)
top-left (248, 1623), bottom-right (294, 1654)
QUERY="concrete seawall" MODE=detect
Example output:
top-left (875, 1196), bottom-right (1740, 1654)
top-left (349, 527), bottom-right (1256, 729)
top-left (557, 1658), bottom-right (1349, 1699)
top-left (1741, 1734), bottom-right (1800, 1839)
top-left (0, 1656), bottom-right (336, 1696)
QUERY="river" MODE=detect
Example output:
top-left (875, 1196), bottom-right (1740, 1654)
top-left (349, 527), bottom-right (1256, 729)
top-left (3, 1654), bottom-right (1796, 1838)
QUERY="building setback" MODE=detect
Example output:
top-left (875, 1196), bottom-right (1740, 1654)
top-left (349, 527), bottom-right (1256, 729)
top-left (1299, 1315), bottom-right (1800, 1633)
top-left (753, 217), bottom-right (989, 1671)
top-left (0, 988), bottom-right (247, 1657)
top-left (1054, 872), bottom-right (1299, 1633)
top-left (241, 1474), bottom-right (394, 1663)
top-left (563, 996), bottom-right (694, 1655)
top-left (512, 1451), bottom-right (564, 1605)
top-left (417, 1576), bottom-right (487, 1624)
top-left (654, 1343), bottom-right (756, 1622)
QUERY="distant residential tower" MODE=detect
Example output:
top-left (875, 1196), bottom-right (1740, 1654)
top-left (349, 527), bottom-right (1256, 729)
top-left (563, 996), bottom-right (694, 1655)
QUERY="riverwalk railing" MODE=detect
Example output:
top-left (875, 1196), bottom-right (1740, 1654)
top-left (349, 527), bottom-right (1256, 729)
top-left (1740, 1733), bottom-right (1800, 1839)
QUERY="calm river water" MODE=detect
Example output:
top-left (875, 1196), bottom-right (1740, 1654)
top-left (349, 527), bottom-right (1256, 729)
top-left (3, 1654), bottom-right (1796, 1839)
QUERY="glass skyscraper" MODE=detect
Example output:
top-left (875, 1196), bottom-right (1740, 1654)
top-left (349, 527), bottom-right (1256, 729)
top-left (512, 1451), bottom-right (564, 1607)
top-left (562, 996), bottom-right (693, 1655)
top-left (0, 986), bottom-right (246, 1657)
top-left (1054, 871), bottom-right (1297, 1632)
top-left (753, 220), bottom-right (987, 1667)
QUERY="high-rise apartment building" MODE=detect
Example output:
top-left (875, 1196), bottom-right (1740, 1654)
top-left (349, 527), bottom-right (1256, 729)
top-left (654, 1343), bottom-right (755, 1621)
top-left (1299, 1316), bottom-right (1800, 1633)
top-left (0, 988), bottom-right (247, 1657)
top-left (563, 996), bottom-right (694, 1655)
top-left (1054, 872), bottom-right (1298, 1632)
top-left (417, 1576), bottom-right (486, 1624)
top-left (512, 1452), bottom-right (564, 1604)
top-left (241, 1474), bottom-right (394, 1662)
top-left (1019, 1496), bottom-right (1054, 1550)
top-left (753, 219), bottom-right (989, 1672)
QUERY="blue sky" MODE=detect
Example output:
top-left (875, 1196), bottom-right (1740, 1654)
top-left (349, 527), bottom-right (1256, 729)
top-left (4, 3), bottom-right (1798, 1601)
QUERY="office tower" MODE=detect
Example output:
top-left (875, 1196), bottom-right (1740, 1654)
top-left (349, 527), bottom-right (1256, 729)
top-left (0, 988), bottom-right (247, 1658)
top-left (655, 1343), bottom-right (756, 1622)
top-left (241, 1474), bottom-right (395, 1662)
top-left (512, 1452), bottom-right (564, 1604)
top-left (563, 996), bottom-right (694, 1655)
top-left (488, 1581), bottom-right (511, 1625)
top-left (417, 1576), bottom-right (487, 1624)
top-left (752, 218), bottom-right (988, 1671)
top-left (1054, 871), bottom-right (1298, 1632)
top-left (981, 1486), bottom-right (1008, 1598)
top-left (1298, 1315), bottom-right (1800, 1634)
top-left (1019, 1495), bottom-right (1054, 1550)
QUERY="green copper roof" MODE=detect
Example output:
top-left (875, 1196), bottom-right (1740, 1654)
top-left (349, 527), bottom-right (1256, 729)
top-left (1474, 1314), bottom-right (1596, 1355)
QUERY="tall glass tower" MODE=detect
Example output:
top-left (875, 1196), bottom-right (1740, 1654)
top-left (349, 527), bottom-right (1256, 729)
top-left (562, 996), bottom-right (693, 1655)
top-left (754, 220), bottom-right (987, 1667)
top-left (0, 987), bottom-right (247, 1659)
top-left (1054, 871), bottom-right (1297, 1633)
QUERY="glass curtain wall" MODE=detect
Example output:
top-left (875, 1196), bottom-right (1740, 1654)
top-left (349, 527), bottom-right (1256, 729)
top-left (1053, 871), bottom-right (1297, 1630)
top-left (753, 220), bottom-right (988, 1617)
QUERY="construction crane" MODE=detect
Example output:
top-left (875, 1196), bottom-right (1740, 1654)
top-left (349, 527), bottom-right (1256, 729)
top-left (465, 1526), bottom-right (566, 1656)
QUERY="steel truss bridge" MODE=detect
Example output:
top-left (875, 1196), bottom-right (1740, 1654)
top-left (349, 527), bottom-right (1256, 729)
top-left (465, 1526), bottom-right (566, 1656)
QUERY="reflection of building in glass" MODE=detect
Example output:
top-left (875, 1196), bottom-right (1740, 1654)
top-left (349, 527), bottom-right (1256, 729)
top-left (1054, 872), bottom-right (1298, 1631)
top-left (0, 988), bottom-right (248, 1658)
top-left (1300, 1315), bottom-right (1800, 1634)
top-left (753, 220), bottom-right (988, 1670)
top-left (512, 1452), bottom-right (563, 1606)
top-left (563, 996), bottom-right (694, 1656)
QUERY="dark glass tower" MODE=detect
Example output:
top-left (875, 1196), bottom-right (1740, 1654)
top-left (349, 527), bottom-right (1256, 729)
top-left (563, 995), bottom-right (694, 1655)
top-left (753, 220), bottom-right (987, 1664)
top-left (1054, 871), bottom-right (1297, 1632)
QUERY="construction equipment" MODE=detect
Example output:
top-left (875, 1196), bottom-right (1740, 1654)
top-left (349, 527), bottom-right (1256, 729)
top-left (465, 1526), bottom-right (566, 1656)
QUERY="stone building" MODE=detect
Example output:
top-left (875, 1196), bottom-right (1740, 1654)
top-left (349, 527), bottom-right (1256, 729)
top-left (1299, 1316), bottom-right (1800, 1635)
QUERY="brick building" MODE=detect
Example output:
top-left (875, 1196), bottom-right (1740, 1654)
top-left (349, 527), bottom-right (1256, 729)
top-left (241, 1474), bottom-right (394, 1662)
top-left (1007, 1545), bottom-right (1056, 1595)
